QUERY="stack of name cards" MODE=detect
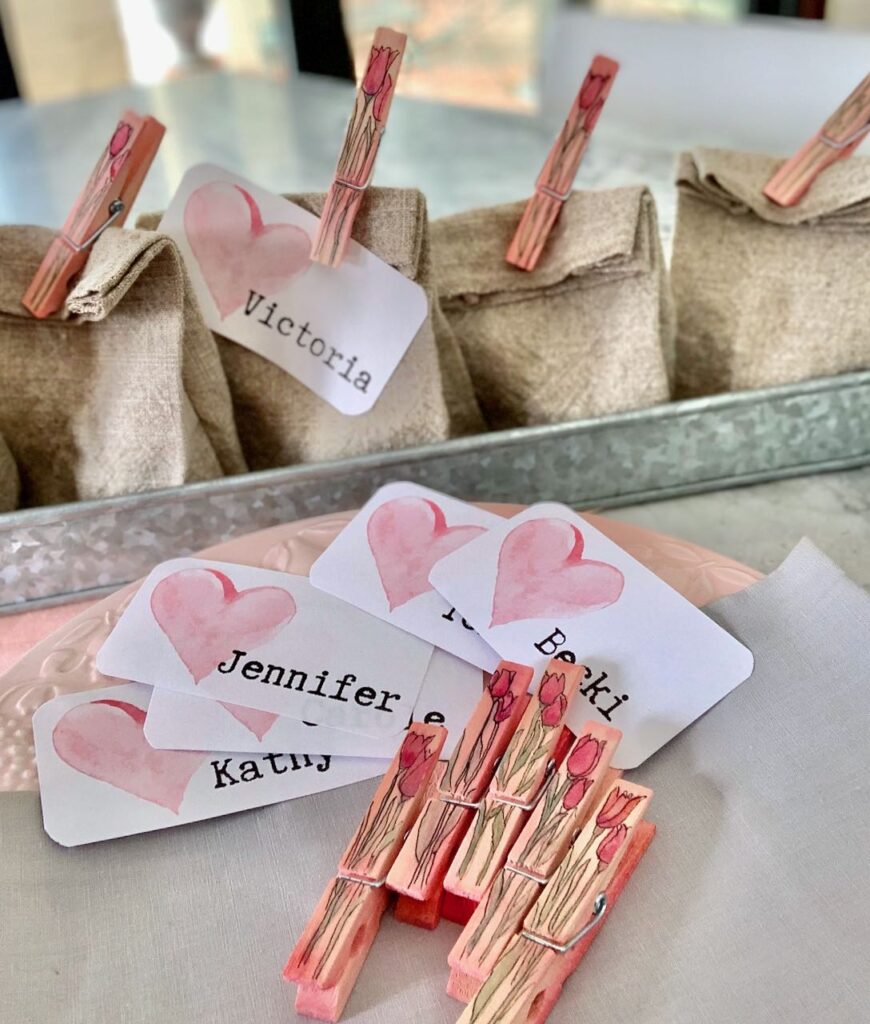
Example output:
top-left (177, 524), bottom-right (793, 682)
top-left (32, 481), bottom-right (753, 846)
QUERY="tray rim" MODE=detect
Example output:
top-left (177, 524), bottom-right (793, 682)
top-left (1, 369), bottom-right (867, 612)
top-left (3, 369), bottom-right (869, 530)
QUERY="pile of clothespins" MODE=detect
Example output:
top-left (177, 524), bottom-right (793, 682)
top-left (284, 658), bottom-right (655, 1023)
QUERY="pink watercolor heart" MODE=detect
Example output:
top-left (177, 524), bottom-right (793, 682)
top-left (490, 518), bottom-right (624, 627)
top-left (53, 700), bottom-right (204, 814)
top-left (219, 701), bottom-right (279, 741)
top-left (151, 567), bottom-right (296, 683)
top-left (367, 497), bottom-right (487, 611)
top-left (184, 181), bottom-right (310, 319)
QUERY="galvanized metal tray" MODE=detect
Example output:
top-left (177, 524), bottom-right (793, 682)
top-left (2, 370), bottom-right (868, 612)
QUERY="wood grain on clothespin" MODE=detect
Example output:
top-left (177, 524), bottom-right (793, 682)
top-left (284, 722), bottom-right (445, 1021)
top-left (454, 779), bottom-right (653, 1024)
top-left (311, 26), bottom-right (406, 267)
top-left (506, 55), bottom-right (618, 271)
top-left (448, 722), bottom-right (621, 992)
top-left (443, 660), bottom-right (586, 904)
top-left (764, 73), bottom-right (870, 207)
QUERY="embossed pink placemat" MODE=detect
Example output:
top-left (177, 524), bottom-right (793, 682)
top-left (0, 506), bottom-right (761, 792)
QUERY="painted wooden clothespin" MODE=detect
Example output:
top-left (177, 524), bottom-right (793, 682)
top-left (387, 662), bottom-right (533, 919)
top-left (22, 111), bottom-right (165, 319)
top-left (443, 660), bottom-right (585, 906)
top-left (311, 27), bottom-right (406, 268)
top-left (454, 779), bottom-right (653, 1024)
top-left (447, 722), bottom-right (621, 997)
top-left (505, 55), bottom-right (618, 271)
top-left (284, 722), bottom-right (445, 1021)
top-left (764, 73), bottom-right (870, 207)
top-left (515, 818), bottom-right (656, 1023)
top-left (392, 756), bottom-right (450, 930)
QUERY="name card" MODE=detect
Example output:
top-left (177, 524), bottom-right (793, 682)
top-left (144, 649), bottom-right (487, 758)
top-left (158, 164), bottom-right (428, 415)
top-left (310, 482), bottom-right (502, 669)
top-left (430, 503), bottom-right (754, 768)
top-left (95, 558), bottom-right (432, 738)
top-left (32, 683), bottom-right (387, 846)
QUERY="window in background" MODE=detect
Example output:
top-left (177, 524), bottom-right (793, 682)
top-left (341, 0), bottom-right (550, 111)
top-left (589, 0), bottom-right (745, 18)
top-left (1, 0), bottom-right (866, 107)
top-left (116, 0), bottom-right (290, 85)
top-left (817, 0), bottom-right (870, 25)
top-left (0, 0), bottom-right (290, 103)
top-left (0, 0), bottom-right (130, 102)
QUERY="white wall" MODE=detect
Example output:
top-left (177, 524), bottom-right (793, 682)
top-left (541, 11), bottom-right (870, 152)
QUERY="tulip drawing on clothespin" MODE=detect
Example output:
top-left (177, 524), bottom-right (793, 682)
top-left (284, 722), bottom-right (445, 1021)
top-left (443, 660), bottom-right (585, 905)
top-left (506, 55), bottom-right (619, 271)
top-left (311, 27), bottom-right (406, 267)
top-left (454, 779), bottom-right (654, 1024)
top-left (447, 721), bottom-right (621, 999)
top-left (387, 662), bottom-right (533, 926)
top-left (22, 111), bottom-right (165, 318)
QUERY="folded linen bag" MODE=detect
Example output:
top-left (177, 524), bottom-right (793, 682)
top-left (672, 148), bottom-right (870, 396)
top-left (139, 187), bottom-right (483, 470)
top-left (0, 227), bottom-right (247, 507)
top-left (430, 187), bottom-right (675, 430)
top-left (0, 433), bottom-right (19, 512)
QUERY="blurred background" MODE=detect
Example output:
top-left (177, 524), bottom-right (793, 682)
top-left (0, 0), bottom-right (867, 109)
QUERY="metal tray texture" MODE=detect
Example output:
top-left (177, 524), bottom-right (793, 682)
top-left (2, 370), bottom-right (868, 612)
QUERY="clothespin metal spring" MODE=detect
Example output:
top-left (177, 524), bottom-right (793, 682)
top-left (493, 759), bottom-right (557, 813)
top-left (336, 871), bottom-right (388, 888)
top-left (60, 199), bottom-right (125, 253)
top-left (821, 121), bottom-right (870, 150)
top-left (536, 184), bottom-right (571, 203)
top-left (504, 864), bottom-right (548, 885)
top-left (520, 892), bottom-right (608, 953)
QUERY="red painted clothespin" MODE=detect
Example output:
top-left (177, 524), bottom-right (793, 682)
top-left (387, 662), bottom-right (533, 925)
top-left (443, 660), bottom-right (585, 906)
top-left (447, 722), bottom-right (621, 999)
top-left (764, 73), bottom-right (870, 207)
top-left (22, 111), bottom-right (165, 318)
top-left (284, 723), bottom-right (445, 1021)
top-left (506, 55), bottom-right (618, 271)
top-left (311, 26), bottom-right (406, 268)
top-left (454, 779), bottom-right (654, 1024)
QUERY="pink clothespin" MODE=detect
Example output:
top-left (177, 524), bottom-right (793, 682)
top-left (311, 26), bottom-right (406, 267)
top-left (387, 662), bottom-right (533, 923)
top-left (454, 779), bottom-right (654, 1024)
top-left (284, 723), bottom-right (445, 1021)
top-left (506, 55), bottom-right (619, 271)
top-left (764, 73), bottom-right (870, 207)
top-left (443, 660), bottom-right (585, 906)
top-left (447, 722), bottom-right (621, 998)
top-left (22, 111), bottom-right (165, 318)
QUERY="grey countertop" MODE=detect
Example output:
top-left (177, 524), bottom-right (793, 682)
top-left (0, 72), bottom-right (678, 237)
top-left (0, 71), bottom-right (867, 583)
top-left (610, 470), bottom-right (870, 588)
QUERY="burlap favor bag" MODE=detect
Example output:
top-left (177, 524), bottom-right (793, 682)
top-left (0, 433), bottom-right (19, 512)
top-left (672, 148), bottom-right (870, 396)
top-left (139, 187), bottom-right (483, 470)
top-left (430, 187), bottom-right (674, 430)
top-left (0, 227), bottom-right (247, 507)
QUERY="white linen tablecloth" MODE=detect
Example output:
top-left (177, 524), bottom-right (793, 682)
top-left (2, 540), bottom-right (868, 1024)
